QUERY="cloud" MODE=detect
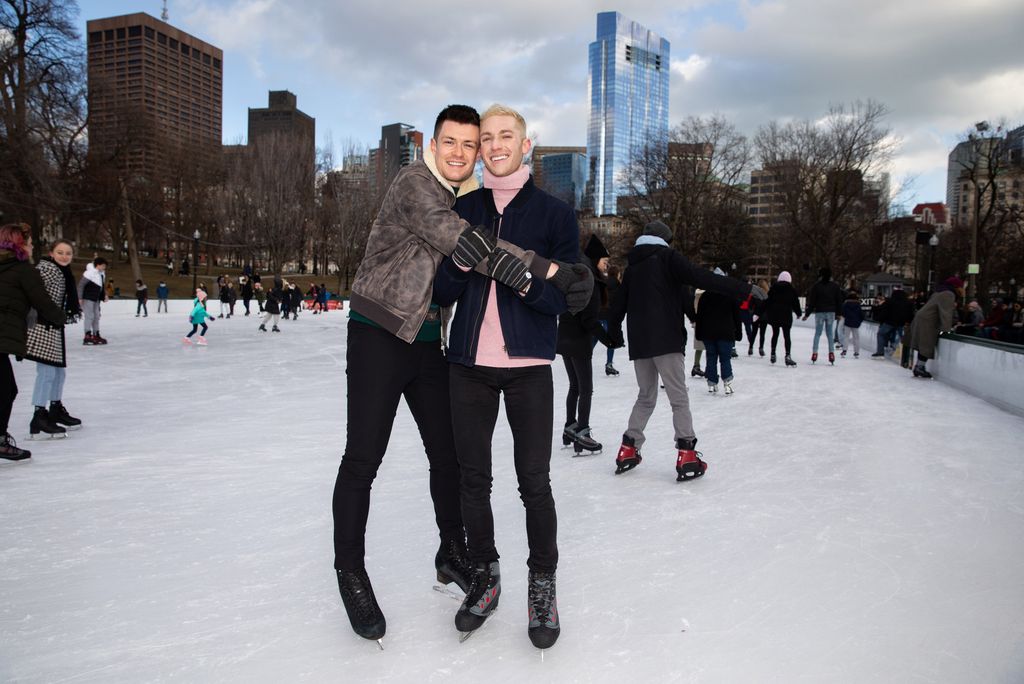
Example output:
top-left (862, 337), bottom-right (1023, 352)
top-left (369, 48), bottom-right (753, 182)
top-left (161, 0), bottom-right (1022, 205)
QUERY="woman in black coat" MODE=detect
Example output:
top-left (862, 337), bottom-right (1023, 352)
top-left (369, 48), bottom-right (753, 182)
top-left (764, 270), bottom-right (802, 366)
top-left (556, 235), bottom-right (617, 454)
top-left (695, 268), bottom-right (742, 394)
top-left (0, 224), bottom-right (67, 460)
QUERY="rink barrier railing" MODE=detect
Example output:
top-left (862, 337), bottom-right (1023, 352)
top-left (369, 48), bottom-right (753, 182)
top-left (858, 320), bottom-right (1024, 418)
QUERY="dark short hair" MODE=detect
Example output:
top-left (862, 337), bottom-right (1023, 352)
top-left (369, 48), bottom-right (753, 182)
top-left (433, 104), bottom-right (480, 139)
top-left (93, 257), bottom-right (108, 266)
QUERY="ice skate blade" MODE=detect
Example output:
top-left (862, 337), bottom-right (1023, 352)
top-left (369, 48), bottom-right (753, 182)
top-left (28, 432), bottom-right (68, 440)
top-left (377, 639), bottom-right (384, 651)
top-left (614, 459), bottom-right (640, 474)
top-left (572, 449), bottom-right (602, 457)
top-left (433, 584), bottom-right (464, 600)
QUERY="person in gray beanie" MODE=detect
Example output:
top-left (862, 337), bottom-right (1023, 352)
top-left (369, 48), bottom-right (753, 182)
top-left (607, 220), bottom-right (766, 481)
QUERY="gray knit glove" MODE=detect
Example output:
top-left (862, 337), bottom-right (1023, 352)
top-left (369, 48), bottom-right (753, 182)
top-left (486, 248), bottom-right (533, 293)
top-left (452, 224), bottom-right (497, 270)
top-left (547, 261), bottom-right (594, 314)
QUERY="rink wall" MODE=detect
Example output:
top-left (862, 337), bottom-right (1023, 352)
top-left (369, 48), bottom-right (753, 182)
top-left (855, 320), bottom-right (1024, 418)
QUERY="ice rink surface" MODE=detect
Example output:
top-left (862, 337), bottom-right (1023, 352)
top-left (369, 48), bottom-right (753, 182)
top-left (2, 301), bottom-right (1023, 683)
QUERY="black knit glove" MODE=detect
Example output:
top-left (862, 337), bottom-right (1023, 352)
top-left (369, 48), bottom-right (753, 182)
top-left (547, 261), bottom-right (594, 314)
top-left (486, 248), bottom-right (533, 293)
top-left (452, 224), bottom-right (497, 270)
top-left (750, 284), bottom-right (768, 301)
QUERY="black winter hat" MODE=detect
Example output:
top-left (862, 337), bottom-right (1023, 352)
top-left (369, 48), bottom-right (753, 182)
top-left (643, 220), bottom-right (673, 243)
top-left (583, 234), bottom-right (609, 262)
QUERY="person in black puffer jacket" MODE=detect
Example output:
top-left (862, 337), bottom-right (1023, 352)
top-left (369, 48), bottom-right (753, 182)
top-left (764, 270), bottom-right (802, 365)
top-left (803, 266), bottom-right (844, 363)
top-left (556, 235), bottom-right (619, 454)
top-left (0, 224), bottom-right (67, 460)
top-left (840, 290), bottom-right (864, 357)
top-left (695, 267), bottom-right (742, 394)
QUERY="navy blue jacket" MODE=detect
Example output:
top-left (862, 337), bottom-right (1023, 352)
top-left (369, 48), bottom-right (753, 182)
top-left (433, 177), bottom-right (577, 367)
top-left (841, 298), bottom-right (864, 327)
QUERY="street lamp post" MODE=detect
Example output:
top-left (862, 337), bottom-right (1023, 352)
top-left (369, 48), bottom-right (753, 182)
top-left (192, 229), bottom-right (200, 295)
top-left (969, 121), bottom-right (990, 300)
top-left (928, 234), bottom-right (939, 297)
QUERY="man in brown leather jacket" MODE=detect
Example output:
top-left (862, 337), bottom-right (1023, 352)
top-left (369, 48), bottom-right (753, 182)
top-left (333, 104), bottom-right (589, 645)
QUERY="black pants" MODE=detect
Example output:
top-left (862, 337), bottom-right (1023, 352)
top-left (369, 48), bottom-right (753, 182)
top-left (753, 320), bottom-right (768, 350)
top-left (770, 323), bottom-right (793, 355)
top-left (449, 363), bottom-right (558, 573)
top-left (562, 355), bottom-right (594, 428)
top-left (186, 323), bottom-right (208, 337)
top-left (1, 355), bottom-right (16, 434)
top-left (332, 320), bottom-right (463, 571)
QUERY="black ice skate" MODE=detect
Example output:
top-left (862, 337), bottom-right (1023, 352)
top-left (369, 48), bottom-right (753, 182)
top-left (676, 438), bottom-right (707, 481)
top-left (435, 538), bottom-right (474, 594)
top-left (456, 561), bottom-right (501, 641)
top-left (337, 568), bottom-right (386, 647)
top-left (29, 407), bottom-right (67, 440)
top-left (912, 363), bottom-right (933, 379)
top-left (614, 435), bottom-right (642, 474)
top-left (258, 323), bottom-right (267, 332)
top-left (527, 571), bottom-right (560, 649)
top-left (785, 355), bottom-right (797, 367)
top-left (562, 421), bottom-right (577, 447)
top-left (770, 353), bottom-right (777, 364)
top-left (572, 426), bottom-right (602, 455)
top-left (604, 363), bottom-right (619, 376)
top-left (49, 402), bottom-right (82, 429)
top-left (272, 325), bottom-right (281, 332)
top-left (690, 365), bottom-right (705, 378)
top-left (1, 432), bottom-right (31, 461)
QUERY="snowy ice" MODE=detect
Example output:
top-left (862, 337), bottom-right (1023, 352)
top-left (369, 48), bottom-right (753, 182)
top-left (2, 301), bottom-right (1023, 683)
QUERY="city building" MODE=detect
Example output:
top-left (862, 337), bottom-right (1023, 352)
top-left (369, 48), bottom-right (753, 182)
top-left (746, 163), bottom-right (798, 281)
top-left (86, 12), bottom-right (222, 181)
top-left (586, 11), bottom-right (670, 216)
top-left (911, 202), bottom-right (949, 232)
top-left (247, 90), bottom-right (316, 184)
top-left (370, 123), bottom-right (423, 196)
top-left (532, 146), bottom-right (586, 191)
top-left (539, 151), bottom-right (587, 211)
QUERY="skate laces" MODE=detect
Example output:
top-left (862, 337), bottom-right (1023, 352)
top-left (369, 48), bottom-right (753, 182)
top-left (338, 570), bottom-right (379, 621)
top-left (528, 574), bottom-right (557, 622)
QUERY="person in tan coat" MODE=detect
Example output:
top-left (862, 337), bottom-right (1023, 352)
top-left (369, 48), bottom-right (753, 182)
top-left (908, 276), bottom-right (964, 378)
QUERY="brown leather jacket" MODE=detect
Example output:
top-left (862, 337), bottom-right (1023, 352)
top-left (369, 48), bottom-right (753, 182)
top-left (350, 157), bottom-right (547, 344)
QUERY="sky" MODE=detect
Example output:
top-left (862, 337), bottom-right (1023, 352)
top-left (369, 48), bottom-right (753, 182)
top-left (78, 0), bottom-right (1024, 212)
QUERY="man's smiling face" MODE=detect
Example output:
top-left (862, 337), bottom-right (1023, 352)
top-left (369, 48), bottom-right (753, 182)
top-left (480, 114), bottom-right (530, 178)
top-left (429, 121), bottom-right (480, 185)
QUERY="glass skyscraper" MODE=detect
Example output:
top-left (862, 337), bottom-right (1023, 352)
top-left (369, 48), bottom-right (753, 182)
top-left (541, 152), bottom-right (588, 211)
top-left (587, 12), bottom-right (670, 216)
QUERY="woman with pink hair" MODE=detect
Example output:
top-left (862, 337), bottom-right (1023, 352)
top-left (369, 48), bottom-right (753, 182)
top-left (0, 224), bottom-right (67, 460)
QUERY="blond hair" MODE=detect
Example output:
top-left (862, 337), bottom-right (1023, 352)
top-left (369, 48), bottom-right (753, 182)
top-left (480, 104), bottom-right (527, 137)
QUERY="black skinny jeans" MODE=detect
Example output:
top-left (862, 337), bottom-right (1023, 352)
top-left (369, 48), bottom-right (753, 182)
top-left (770, 322), bottom-right (793, 355)
top-left (1, 355), bottom-right (16, 433)
top-left (449, 363), bottom-right (558, 573)
top-left (562, 355), bottom-right (594, 428)
top-left (332, 320), bottom-right (464, 571)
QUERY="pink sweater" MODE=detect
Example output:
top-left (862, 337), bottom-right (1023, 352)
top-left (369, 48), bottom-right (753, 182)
top-left (473, 165), bottom-right (549, 369)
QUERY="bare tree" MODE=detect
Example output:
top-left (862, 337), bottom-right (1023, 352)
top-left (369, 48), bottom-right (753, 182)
top-left (621, 114), bottom-right (754, 269)
top-left (946, 121), bottom-right (1024, 299)
top-left (317, 141), bottom-right (378, 291)
top-left (754, 100), bottom-right (896, 288)
top-left (0, 0), bottom-right (84, 253)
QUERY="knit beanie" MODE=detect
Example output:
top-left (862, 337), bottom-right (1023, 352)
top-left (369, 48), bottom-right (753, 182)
top-left (642, 220), bottom-right (673, 243)
top-left (778, 271), bottom-right (792, 283)
top-left (583, 234), bottom-right (610, 262)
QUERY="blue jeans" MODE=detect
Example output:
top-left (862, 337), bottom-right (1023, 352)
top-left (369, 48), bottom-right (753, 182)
top-left (876, 323), bottom-right (897, 354)
top-left (32, 364), bottom-right (66, 406)
top-left (703, 339), bottom-right (734, 385)
top-left (812, 313), bottom-right (836, 353)
top-left (593, 319), bottom-right (615, 365)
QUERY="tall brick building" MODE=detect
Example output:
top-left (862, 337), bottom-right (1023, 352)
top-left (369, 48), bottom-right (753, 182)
top-left (86, 12), bottom-right (223, 181)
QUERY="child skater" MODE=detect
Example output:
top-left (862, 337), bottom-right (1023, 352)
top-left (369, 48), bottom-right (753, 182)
top-left (183, 288), bottom-right (213, 345)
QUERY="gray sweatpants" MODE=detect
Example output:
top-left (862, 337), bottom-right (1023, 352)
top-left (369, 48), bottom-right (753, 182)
top-left (82, 300), bottom-right (102, 333)
top-left (625, 352), bottom-right (694, 450)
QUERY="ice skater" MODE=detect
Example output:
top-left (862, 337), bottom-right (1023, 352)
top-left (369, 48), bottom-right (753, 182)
top-left (765, 271), bottom-right (802, 366)
top-left (183, 289), bottom-right (213, 345)
top-left (803, 266), bottom-right (843, 364)
top-left (24, 238), bottom-right (83, 439)
top-left (258, 279), bottom-right (282, 332)
top-left (607, 220), bottom-right (764, 481)
top-left (696, 268), bottom-right (743, 395)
